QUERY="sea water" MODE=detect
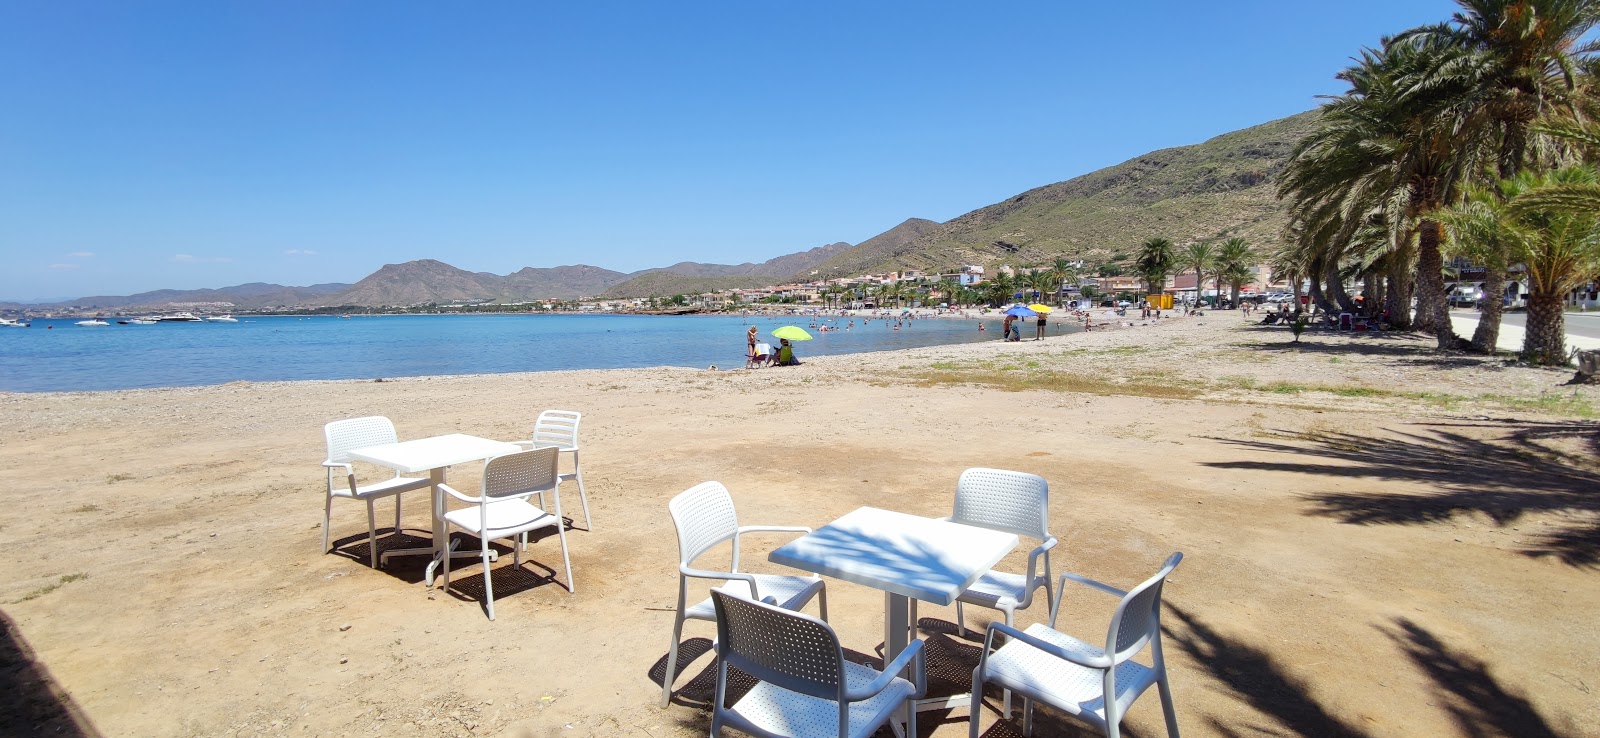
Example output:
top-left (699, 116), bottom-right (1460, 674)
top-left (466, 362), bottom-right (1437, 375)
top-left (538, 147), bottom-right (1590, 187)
top-left (0, 313), bottom-right (1075, 392)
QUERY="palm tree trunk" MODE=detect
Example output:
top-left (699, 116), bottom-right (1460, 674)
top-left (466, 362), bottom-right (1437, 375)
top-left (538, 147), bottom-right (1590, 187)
top-left (1308, 267), bottom-right (1335, 316)
top-left (1290, 273), bottom-right (1305, 312)
top-left (1523, 290), bottom-right (1567, 365)
top-left (1385, 249), bottom-right (1414, 330)
top-left (1470, 262), bottom-right (1506, 354)
top-left (1414, 219), bottom-right (1455, 348)
top-left (1324, 259), bottom-right (1358, 314)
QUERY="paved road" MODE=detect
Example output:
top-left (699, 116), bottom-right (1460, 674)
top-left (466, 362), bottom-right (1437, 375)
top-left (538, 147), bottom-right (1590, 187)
top-left (1459, 310), bottom-right (1600, 340)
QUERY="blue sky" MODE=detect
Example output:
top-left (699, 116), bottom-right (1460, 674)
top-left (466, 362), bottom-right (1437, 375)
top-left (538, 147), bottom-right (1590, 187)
top-left (0, 1), bottom-right (1452, 301)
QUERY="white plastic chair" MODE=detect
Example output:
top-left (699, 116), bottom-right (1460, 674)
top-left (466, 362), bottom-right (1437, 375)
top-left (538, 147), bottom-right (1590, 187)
top-left (944, 468), bottom-right (1058, 637)
top-left (660, 481), bottom-right (827, 708)
top-left (710, 589), bottom-right (926, 738)
top-left (514, 410), bottom-right (591, 530)
top-left (438, 447), bottom-right (573, 620)
top-left (969, 553), bottom-right (1184, 738)
top-left (748, 342), bottom-right (774, 368)
top-left (321, 416), bottom-right (433, 568)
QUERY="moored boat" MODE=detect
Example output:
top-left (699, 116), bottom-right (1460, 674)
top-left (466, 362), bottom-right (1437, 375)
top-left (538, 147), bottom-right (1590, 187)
top-left (76, 318), bottom-right (109, 326)
top-left (205, 315), bottom-right (239, 322)
top-left (156, 312), bottom-right (202, 322)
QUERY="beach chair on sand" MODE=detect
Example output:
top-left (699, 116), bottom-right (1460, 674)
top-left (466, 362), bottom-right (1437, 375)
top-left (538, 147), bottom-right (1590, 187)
top-left (321, 416), bottom-right (434, 568)
top-left (748, 342), bottom-right (774, 369)
top-left (438, 447), bottom-right (574, 620)
top-left (968, 553), bottom-right (1184, 738)
top-left (660, 482), bottom-right (827, 707)
top-left (513, 410), bottom-right (591, 531)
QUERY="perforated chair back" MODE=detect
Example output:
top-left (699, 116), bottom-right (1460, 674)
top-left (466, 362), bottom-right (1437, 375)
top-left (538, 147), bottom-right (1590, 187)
top-left (531, 410), bottom-right (581, 450)
top-left (1105, 552), bottom-right (1183, 663)
top-left (482, 447), bottom-right (560, 500)
top-left (711, 589), bottom-right (843, 701)
top-left (669, 482), bottom-right (740, 567)
top-left (324, 416), bottom-right (400, 465)
top-left (951, 468), bottom-right (1050, 540)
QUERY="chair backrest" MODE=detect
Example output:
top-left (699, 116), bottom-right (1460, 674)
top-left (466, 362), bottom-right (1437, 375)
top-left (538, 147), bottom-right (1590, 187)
top-left (951, 468), bottom-right (1049, 540)
top-left (1104, 552), bottom-right (1183, 663)
top-left (482, 447), bottom-right (561, 500)
top-left (324, 416), bottom-right (400, 465)
top-left (755, 342), bottom-right (773, 356)
top-left (711, 589), bottom-right (843, 701)
top-left (531, 410), bottom-right (581, 449)
top-left (669, 482), bottom-right (740, 567)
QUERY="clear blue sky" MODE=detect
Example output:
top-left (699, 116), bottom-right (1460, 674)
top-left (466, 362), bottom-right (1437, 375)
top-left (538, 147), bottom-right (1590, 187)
top-left (1, 1), bottom-right (1453, 301)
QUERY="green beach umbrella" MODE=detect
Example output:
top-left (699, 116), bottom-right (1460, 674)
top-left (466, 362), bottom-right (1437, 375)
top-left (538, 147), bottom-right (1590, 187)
top-left (770, 325), bottom-right (813, 341)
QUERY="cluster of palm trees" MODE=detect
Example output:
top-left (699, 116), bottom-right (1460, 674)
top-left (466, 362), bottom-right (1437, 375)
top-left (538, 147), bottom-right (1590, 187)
top-left (1138, 237), bottom-right (1257, 307)
top-left (1278, 0), bottom-right (1600, 364)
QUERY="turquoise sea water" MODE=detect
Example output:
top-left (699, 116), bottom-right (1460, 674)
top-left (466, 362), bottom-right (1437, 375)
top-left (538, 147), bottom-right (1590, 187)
top-left (0, 313), bottom-right (1076, 393)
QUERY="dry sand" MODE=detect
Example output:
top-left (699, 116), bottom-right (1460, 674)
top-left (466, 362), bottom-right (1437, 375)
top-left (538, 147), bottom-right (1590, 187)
top-left (2, 313), bottom-right (1597, 738)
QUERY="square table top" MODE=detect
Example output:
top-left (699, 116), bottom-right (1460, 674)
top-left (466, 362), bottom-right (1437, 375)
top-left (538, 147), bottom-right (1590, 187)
top-left (769, 506), bottom-right (1019, 606)
top-left (346, 433), bottom-right (523, 474)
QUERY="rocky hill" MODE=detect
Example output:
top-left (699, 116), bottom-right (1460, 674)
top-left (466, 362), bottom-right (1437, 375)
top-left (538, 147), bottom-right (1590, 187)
top-left (324, 260), bottom-right (631, 306)
top-left (804, 111), bottom-right (1319, 277)
top-left (27, 282), bottom-right (351, 311)
top-left (598, 242), bottom-right (853, 298)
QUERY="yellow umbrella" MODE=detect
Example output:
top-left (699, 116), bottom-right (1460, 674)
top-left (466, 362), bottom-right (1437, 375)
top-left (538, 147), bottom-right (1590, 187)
top-left (771, 325), bottom-right (813, 341)
top-left (1027, 304), bottom-right (1054, 314)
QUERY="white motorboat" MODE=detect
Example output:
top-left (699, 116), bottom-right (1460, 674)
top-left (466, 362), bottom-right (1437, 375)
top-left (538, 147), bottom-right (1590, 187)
top-left (130, 318), bottom-right (159, 325)
top-left (0, 317), bottom-right (28, 328)
top-left (76, 318), bottom-right (109, 326)
top-left (156, 312), bottom-right (202, 322)
top-left (205, 315), bottom-right (239, 323)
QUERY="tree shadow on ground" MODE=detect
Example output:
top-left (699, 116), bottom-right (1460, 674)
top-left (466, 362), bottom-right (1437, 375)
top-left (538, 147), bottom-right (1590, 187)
top-left (1202, 421), bottom-right (1600, 568)
top-left (1381, 618), bottom-right (1576, 738)
top-left (0, 610), bottom-right (100, 738)
top-left (1163, 604), bottom-right (1373, 738)
top-left (1238, 333), bottom-right (1513, 371)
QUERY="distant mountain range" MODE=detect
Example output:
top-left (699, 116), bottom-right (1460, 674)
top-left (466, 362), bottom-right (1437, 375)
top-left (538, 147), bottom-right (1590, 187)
top-left (9, 110), bottom-right (1318, 311)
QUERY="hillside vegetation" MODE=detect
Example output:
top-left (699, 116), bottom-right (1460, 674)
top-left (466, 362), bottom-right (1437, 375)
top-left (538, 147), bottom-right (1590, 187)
top-left (805, 111), bottom-right (1319, 277)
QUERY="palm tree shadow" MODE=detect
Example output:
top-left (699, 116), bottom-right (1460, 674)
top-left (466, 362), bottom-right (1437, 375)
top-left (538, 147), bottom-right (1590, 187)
top-left (1201, 421), bottom-right (1600, 567)
top-left (1381, 618), bottom-right (1575, 738)
top-left (1163, 604), bottom-right (1373, 738)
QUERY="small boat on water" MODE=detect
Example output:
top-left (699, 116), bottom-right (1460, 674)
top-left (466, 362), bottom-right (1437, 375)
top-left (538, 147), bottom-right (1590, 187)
top-left (156, 312), bottom-right (202, 322)
top-left (76, 318), bottom-right (109, 327)
top-left (205, 315), bottom-right (239, 323)
top-left (0, 317), bottom-right (28, 328)
top-left (130, 318), bottom-right (159, 325)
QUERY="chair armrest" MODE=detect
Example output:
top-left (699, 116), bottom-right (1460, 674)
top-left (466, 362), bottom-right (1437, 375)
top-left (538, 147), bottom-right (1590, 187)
top-left (437, 483), bottom-right (481, 504)
top-left (984, 622), bottom-right (1110, 670)
top-left (1025, 537), bottom-right (1058, 580)
top-left (736, 525), bottom-right (812, 535)
top-left (1059, 571), bottom-right (1126, 598)
top-left (322, 462), bottom-right (353, 472)
top-left (846, 639), bottom-right (925, 701)
top-left (680, 566), bottom-right (760, 598)
top-left (510, 440), bottom-right (535, 449)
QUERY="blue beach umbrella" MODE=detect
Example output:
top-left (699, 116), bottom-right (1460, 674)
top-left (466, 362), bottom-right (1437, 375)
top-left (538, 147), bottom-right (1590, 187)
top-left (1003, 305), bottom-right (1038, 318)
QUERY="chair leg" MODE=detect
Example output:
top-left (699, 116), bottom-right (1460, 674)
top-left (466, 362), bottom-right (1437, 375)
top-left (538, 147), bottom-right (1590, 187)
top-left (321, 494), bottom-right (333, 553)
top-left (1157, 670), bottom-right (1181, 738)
top-left (482, 539), bottom-right (496, 621)
top-left (907, 698), bottom-right (917, 737)
top-left (441, 532), bottom-right (453, 591)
top-left (817, 584), bottom-right (829, 622)
top-left (660, 614), bottom-right (686, 708)
top-left (394, 493), bottom-right (403, 534)
top-left (1002, 608), bottom-right (1014, 718)
top-left (909, 598), bottom-right (918, 634)
top-left (513, 534), bottom-right (523, 567)
top-left (556, 523), bottom-right (574, 593)
top-left (1023, 698), bottom-right (1035, 736)
top-left (572, 450), bottom-right (592, 530)
top-left (366, 499), bottom-right (378, 568)
top-left (968, 666), bottom-right (984, 738)
top-left (956, 601), bottom-right (966, 638)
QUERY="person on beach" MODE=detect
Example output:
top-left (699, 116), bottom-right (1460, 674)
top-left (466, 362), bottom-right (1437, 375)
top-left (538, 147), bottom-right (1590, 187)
top-left (1035, 313), bottom-right (1046, 340)
top-left (1002, 314), bottom-right (1013, 340)
top-left (776, 338), bottom-right (801, 366)
top-left (747, 326), bottom-right (759, 362)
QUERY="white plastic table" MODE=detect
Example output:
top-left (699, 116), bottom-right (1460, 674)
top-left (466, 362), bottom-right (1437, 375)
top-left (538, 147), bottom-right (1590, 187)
top-left (347, 433), bottom-right (523, 587)
top-left (769, 507), bottom-right (1018, 720)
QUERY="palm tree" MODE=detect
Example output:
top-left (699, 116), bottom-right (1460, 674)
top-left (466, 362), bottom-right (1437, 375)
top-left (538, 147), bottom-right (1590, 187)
top-left (1183, 242), bottom-right (1215, 307)
top-left (1135, 238), bottom-right (1177, 298)
top-left (1026, 269), bottom-right (1057, 306)
top-left (1447, 166), bottom-right (1600, 362)
top-left (1398, 0), bottom-right (1600, 351)
top-left (1216, 238), bottom-right (1257, 307)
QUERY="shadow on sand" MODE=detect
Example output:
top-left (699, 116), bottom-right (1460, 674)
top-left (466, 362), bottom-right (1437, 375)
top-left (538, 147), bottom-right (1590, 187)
top-left (0, 610), bottom-right (100, 737)
top-left (1202, 420), bottom-right (1600, 567)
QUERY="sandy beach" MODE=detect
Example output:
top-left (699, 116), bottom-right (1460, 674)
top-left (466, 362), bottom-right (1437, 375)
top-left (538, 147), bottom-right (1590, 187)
top-left (3, 313), bottom-right (1597, 738)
